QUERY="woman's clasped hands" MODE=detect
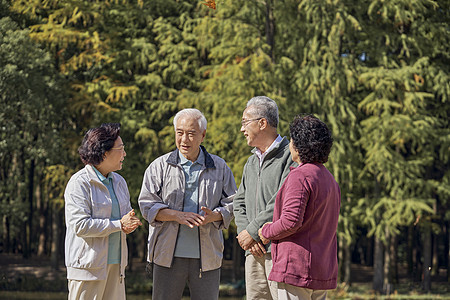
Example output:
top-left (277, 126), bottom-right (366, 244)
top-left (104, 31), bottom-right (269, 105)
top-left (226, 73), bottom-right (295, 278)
top-left (120, 209), bottom-right (142, 234)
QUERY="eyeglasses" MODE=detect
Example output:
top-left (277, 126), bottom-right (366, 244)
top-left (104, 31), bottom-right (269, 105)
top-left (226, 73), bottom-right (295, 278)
top-left (111, 144), bottom-right (125, 151)
top-left (241, 118), bottom-right (262, 128)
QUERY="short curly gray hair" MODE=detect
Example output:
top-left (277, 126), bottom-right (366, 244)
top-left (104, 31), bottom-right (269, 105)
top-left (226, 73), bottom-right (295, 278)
top-left (246, 96), bottom-right (279, 128)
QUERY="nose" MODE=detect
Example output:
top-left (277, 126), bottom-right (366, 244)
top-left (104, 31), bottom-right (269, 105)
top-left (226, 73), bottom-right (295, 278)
top-left (240, 124), bottom-right (245, 132)
top-left (181, 133), bottom-right (189, 143)
top-left (123, 149), bottom-right (126, 157)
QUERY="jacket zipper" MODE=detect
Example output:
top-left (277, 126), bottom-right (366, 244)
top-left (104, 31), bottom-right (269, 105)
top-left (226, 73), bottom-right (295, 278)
top-left (120, 229), bottom-right (124, 283)
top-left (256, 161), bottom-right (262, 222)
top-left (198, 166), bottom-right (204, 278)
top-left (198, 226), bottom-right (202, 278)
top-left (119, 262), bottom-right (123, 283)
top-left (169, 164), bottom-right (185, 269)
top-left (169, 224), bottom-right (181, 268)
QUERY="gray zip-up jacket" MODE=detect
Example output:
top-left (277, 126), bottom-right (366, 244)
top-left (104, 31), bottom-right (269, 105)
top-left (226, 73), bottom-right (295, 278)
top-left (64, 164), bottom-right (131, 281)
top-left (233, 137), bottom-right (297, 254)
top-left (138, 146), bottom-right (237, 272)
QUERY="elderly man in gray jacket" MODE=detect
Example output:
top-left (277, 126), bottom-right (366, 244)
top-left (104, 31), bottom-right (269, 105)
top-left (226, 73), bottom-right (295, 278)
top-left (138, 108), bottom-right (237, 300)
top-left (234, 96), bottom-right (297, 300)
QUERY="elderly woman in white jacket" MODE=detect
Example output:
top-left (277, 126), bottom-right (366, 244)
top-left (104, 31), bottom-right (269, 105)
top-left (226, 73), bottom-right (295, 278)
top-left (64, 123), bottom-right (142, 300)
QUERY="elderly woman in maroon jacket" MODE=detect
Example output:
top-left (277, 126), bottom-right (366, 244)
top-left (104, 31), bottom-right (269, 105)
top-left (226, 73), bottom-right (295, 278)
top-left (258, 115), bottom-right (340, 300)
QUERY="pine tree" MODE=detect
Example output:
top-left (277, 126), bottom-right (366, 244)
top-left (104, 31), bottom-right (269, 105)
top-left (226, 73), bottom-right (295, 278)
top-left (0, 10), bottom-right (66, 257)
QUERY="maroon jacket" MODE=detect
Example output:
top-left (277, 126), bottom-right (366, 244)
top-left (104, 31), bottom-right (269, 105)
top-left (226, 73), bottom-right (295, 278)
top-left (261, 163), bottom-right (340, 290)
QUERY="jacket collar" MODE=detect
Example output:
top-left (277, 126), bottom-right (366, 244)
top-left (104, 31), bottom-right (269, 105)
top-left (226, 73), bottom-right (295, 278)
top-left (85, 164), bottom-right (118, 186)
top-left (251, 136), bottom-right (289, 159)
top-left (167, 145), bottom-right (215, 169)
top-left (85, 164), bottom-right (104, 185)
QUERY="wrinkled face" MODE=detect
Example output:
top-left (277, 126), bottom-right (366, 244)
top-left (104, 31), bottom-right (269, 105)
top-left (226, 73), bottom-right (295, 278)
top-left (175, 116), bottom-right (206, 162)
top-left (240, 106), bottom-right (262, 148)
top-left (104, 136), bottom-right (126, 172)
top-left (289, 138), bottom-right (300, 164)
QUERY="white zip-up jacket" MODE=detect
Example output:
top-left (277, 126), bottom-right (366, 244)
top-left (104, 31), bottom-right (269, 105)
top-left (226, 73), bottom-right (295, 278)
top-left (138, 146), bottom-right (237, 273)
top-left (64, 164), bottom-right (132, 281)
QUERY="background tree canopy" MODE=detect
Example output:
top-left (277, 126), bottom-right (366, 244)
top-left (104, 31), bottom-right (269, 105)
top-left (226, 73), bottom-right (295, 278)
top-left (1, 0), bottom-right (449, 293)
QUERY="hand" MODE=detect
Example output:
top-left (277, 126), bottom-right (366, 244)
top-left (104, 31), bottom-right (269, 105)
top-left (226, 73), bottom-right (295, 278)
top-left (258, 222), bottom-right (272, 245)
top-left (199, 206), bottom-right (222, 225)
top-left (237, 229), bottom-right (256, 250)
top-left (120, 209), bottom-right (142, 234)
top-left (175, 211), bottom-right (205, 228)
top-left (249, 242), bottom-right (266, 257)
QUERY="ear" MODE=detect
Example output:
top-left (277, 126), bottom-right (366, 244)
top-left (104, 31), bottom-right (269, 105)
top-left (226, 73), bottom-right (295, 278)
top-left (201, 130), bottom-right (206, 142)
top-left (259, 118), bottom-right (267, 130)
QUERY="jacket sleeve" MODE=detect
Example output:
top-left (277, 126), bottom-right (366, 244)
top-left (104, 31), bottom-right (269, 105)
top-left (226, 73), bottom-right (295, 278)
top-left (246, 156), bottom-right (296, 242)
top-left (261, 174), bottom-right (309, 240)
top-left (233, 162), bottom-right (249, 235)
top-left (138, 160), bottom-right (169, 227)
top-left (65, 177), bottom-right (121, 238)
top-left (212, 162), bottom-right (237, 230)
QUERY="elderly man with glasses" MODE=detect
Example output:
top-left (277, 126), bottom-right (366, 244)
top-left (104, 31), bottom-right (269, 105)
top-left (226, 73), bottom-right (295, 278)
top-left (234, 96), bottom-right (297, 300)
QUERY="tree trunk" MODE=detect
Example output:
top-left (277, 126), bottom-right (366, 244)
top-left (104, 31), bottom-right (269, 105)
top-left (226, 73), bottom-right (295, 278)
top-left (24, 158), bottom-right (35, 258)
top-left (338, 235), bottom-right (344, 282)
top-left (366, 235), bottom-right (373, 266)
top-left (390, 232), bottom-right (399, 283)
top-left (373, 235), bottom-right (384, 293)
top-left (127, 238), bottom-right (133, 272)
top-left (383, 229), bottom-right (392, 295)
top-left (232, 234), bottom-right (242, 283)
top-left (422, 222), bottom-right (432, 292)
top-left (344, 240), bottom-right (351, 284)
top-left (432, 231), bottom-right (438, 277)
top-left (139, 230), bottom-right (147, 262)
top-left (19, 151), bottom-right (28, 257)
top-left (265, 0), bottom-right (275, 62)
top-left (415, 235), bottom-right (422, 282)
top-left (36, 182), bottom-right (47, 256)
top-left (447, 221), bottom-right (450, 282)
top-left (3, 154), bottom-right (18, 253)
top-left (407, 225), bottom-right (414, 279)
top-left (432, 202), bottom-right (438, 276)
top-left (134, 229), bottom-right (145, 262)
top-left (358, 240), bottom-right (366, 266)
top-left (50, 206), bottom-right (60, 269)
top-left (2, 215), bottom-right (10, 252)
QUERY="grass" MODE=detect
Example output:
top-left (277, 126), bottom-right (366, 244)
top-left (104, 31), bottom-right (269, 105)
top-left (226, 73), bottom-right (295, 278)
top-left (2, 278), bottom-right (449, 300)
top-left (1, 254), bottom-right (449, 299)
top-left (328, 282), bottom-right (450, 299)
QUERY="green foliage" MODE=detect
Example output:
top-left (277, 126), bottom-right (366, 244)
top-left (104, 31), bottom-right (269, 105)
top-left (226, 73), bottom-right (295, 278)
top-left (1, 0), bottom-right (449, 283)
top-left (0, 12), bottom-right (67, 252)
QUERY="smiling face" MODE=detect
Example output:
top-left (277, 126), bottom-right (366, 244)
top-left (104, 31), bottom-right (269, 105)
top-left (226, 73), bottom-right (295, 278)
top-left (241, 106), bottom-right (262, 148)
top-left (175, 116), bottom-right (206, 162)
top-left (100, 136), bottom-right (126, 175)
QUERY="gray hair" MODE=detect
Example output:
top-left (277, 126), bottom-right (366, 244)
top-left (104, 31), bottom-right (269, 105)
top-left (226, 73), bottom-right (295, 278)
top-left (173, 108), bottom-right (207, 132)
top-left (246, 96), bottom-right (279, 128)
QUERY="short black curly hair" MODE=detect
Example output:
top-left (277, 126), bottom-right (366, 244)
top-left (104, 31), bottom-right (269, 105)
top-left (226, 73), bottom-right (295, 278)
top-left (78, 123), bottom-right (121, 165)
top-left (289, 115), bottom-right (333, 164)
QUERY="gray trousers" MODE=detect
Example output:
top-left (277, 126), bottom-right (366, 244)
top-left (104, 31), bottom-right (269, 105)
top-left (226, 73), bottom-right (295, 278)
top-left (152, 257), bottom-right (221, 300)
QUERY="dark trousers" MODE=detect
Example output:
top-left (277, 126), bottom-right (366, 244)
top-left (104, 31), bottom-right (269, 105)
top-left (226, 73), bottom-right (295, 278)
top-left (152, 257), bottom-right (221, 300)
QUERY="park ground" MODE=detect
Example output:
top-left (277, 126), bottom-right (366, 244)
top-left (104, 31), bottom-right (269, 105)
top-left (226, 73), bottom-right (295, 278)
top-left (0, 253), bottom-right (449, 299)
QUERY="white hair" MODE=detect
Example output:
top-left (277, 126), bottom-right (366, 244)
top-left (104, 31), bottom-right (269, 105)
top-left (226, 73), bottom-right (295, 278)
top-left (246, 96), bottom-right (279, 128)
top-left (173, 108), bottom-right (207, 132)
